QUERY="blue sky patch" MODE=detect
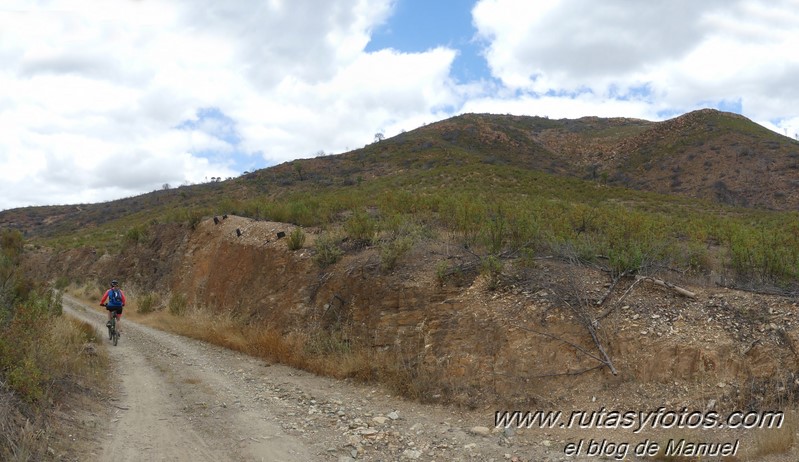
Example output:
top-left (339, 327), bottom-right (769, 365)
top-left (655, 108), bottom-right (685, 120)
top-left (544, 87), bottom-right (595, 99)
top-left (176, 107), bottom-right (258, 174)
top-left (366, 0), bottom-right (490, 83)
top-left (608, 83), bottom-right (653, 102)
top-left (714, 98), bottom-right (743, 114)
top-left (176, 107), bottom-right (240, 145)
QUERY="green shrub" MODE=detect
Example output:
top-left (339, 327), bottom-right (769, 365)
top-left (53, 276), bottom-right (70, 291)
top-left (481, 207), bottom-right (506, 254)
top-left (137, 292), bottom-right (158, 314)
top-left (187, 212), bottom-right (203, 230)
top-left (481, 255), bottom-right (503, 291)
top-left (344, 209), bottom-right (377, 244)
top-left (124, 224), bottom-right (148, 244)
top-left (287, 227), bottom-right (306, 251)
top-left (168, 292), bottom-right (188, 315)
top-left (377, 214), bottom-right (428, 271)
top-left (313, 234), bottom-right (343, 267)
top-left (379, 236), bottom-right (413, 271)
top-left (0, 288), bottom-right (64, 403)
top-left (435, 261), bottom-right (450, 284)
top-left (8, 357), bottom-right (45, 403)
top-left (304, 330), bottom-right (352, 355)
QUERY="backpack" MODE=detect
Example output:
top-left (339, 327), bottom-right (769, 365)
top-left (107, 288), bottom-right (123, 307)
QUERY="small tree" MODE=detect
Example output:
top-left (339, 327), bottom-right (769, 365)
top-left (374, 132), bottom-right (385, 143)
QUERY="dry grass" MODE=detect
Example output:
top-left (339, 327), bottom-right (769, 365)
top-left (746, 411), bottom-right (796, 460)
top-left (648, 429), bottom-right (741, 462)
top-left (1, 312), bottom-right (109, 461)
top-left (644, 413), bottom-right (797, 462)
top-left (43, 317), bottom-right (108, 384)
top-left (0, 407), bottom-right (45, 462)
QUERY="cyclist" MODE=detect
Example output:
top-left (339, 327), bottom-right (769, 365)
top-left (100, 280), bottom-right (126, 336)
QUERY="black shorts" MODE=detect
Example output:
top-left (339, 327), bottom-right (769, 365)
top-left (106, 306), bottom-right (123, 316)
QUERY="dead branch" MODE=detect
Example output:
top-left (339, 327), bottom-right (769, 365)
top-left (596, 270), bottom-right (629, 306)
top-left (527, 364), bottom-right (605, 379)
top-left (555, 289), bottom-right (619, 376)
top-left (722, 282), bottom-right (799, 298)
top-left (442, 261), bottom-right (479, 277)
top-left (596, 276), bottom-right (644, 321)
top-left (514, 325), bottom-right (606, 365)
top-left (636, 276), bottom-right (696, 298)
top-left (584, 321), bottom-right (618, 375)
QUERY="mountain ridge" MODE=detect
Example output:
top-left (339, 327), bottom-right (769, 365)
top-left (3, 108), bottom-right (799, 239)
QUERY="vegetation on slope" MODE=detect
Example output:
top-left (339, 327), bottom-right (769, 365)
top-left (258, 174), bottom-right (799, 289)
top-left (3, 109), bottom-right (799, 290)
top-left (0, 229), bottom-right (108, 460)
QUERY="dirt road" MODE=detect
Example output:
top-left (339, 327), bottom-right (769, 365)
top-left (69, 293), bottom-right (772, 462)
top-left (64, 295), bottom-right (314, 461)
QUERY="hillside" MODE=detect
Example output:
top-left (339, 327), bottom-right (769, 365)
top-left (5, 108), bottom-right (799, 458)
top-left (3, 109), bottom-right (799, 240)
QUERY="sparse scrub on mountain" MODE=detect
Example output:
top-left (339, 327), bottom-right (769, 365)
top-left (28, 149), bottom-right (799, 292)
top-left (221, 166), bottom-right (799, 289)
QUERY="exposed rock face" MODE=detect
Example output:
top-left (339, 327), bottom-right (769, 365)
top-left (25, 215), bottom-right (799, 408)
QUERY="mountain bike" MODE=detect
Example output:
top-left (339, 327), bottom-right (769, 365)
top-left (102, 304), bottom-right (121, 346)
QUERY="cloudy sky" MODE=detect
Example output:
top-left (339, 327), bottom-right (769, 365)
top-left (1, 0), bottom-right (798, 211)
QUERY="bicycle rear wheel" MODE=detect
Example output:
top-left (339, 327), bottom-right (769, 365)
top-left (110, 317), bottom-right (118, 345)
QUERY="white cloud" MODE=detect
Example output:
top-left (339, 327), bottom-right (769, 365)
top-left (1, 0), bottom-right (798, 211)
top-left (468, 0), bottom-right (799, 139)
top-left (0, 0), bottom-right (465, 210)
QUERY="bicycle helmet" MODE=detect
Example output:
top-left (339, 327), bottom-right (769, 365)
top-left (111, 279), bottom-right (119, 287)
